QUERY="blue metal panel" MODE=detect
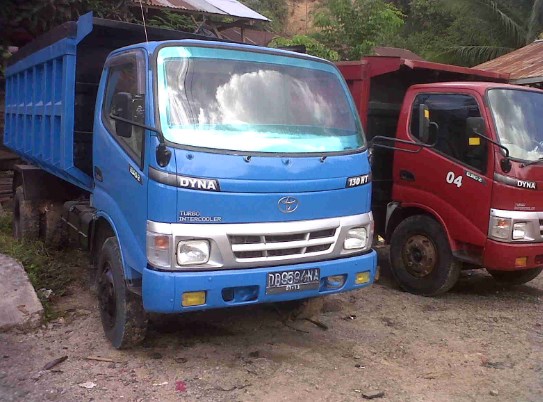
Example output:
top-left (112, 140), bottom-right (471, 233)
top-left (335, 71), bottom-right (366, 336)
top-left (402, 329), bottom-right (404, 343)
top-left (91, 47), bottom-right (150, 278)
top-left (173, 186), bottom-right (371, 224)
top-left (146, 147), bottom-right (372, 224)
top-left (3, 15), bottom-right (94, 191)
top-left (142, 251), bottom-right (377, 313)
top-left (172, 148), bottom-right (370, 184)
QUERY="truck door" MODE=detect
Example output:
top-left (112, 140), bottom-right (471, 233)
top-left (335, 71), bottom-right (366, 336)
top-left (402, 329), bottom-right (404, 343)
top-left (395, 92), bottom-right (493, 252)
top-left (93, 50), bottom-right (148, 276)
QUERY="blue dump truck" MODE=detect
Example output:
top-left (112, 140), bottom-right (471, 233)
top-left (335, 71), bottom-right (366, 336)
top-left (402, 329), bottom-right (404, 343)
top-left (3, 13), bottom-right (377, 348)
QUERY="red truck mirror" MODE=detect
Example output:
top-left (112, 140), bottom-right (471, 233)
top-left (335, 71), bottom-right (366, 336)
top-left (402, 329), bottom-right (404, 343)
top-left (418, 104), bottom-right (431, 143)
top-left (466, 116), bottom-right (511, 173)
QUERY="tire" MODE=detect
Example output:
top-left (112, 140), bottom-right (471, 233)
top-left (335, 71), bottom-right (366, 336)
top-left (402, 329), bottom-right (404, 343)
top-left (487, 267), bottom-right (543, 285)
top-left (390, 215), bottom-right (461, 296)
top-left (41, 202), bottom-right (66, 248)
top-left (13, 186), bottom-right (39, 241)
top-left (97, 237), bottom-right (147, 349)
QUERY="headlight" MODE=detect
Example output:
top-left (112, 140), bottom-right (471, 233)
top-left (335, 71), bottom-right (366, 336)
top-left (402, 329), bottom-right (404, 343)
top-left (177, 240), bottom-right (210, 265)
top-left (512, 222), bottom-right (527, 240)
top-left (147, 232), bottom-right (172, 268)
top-left (489, 217), bottom-right (511, 240)
top-left (344, 227), bottom-right (368, 250)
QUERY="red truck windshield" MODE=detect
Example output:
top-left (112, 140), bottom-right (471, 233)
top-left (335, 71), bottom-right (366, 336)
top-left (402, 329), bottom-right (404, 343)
top-left (488, 88), bottom-right (543, 162)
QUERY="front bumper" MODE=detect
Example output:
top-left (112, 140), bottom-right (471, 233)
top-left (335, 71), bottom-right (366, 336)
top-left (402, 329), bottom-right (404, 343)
top-left (483, 239), bottom-right (543, 271)
top-left (142, 250), bottom-right (377, 313)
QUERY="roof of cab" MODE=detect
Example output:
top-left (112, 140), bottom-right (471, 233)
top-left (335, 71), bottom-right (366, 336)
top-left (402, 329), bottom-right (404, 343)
top-left (410, 81), bottom-right (543, 94)
top-left (109, 39), bottom-right (330, 65)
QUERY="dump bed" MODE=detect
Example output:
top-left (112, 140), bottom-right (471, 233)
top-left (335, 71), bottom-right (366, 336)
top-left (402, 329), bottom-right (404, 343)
top-left (3, 12), bottom-right (213, 191)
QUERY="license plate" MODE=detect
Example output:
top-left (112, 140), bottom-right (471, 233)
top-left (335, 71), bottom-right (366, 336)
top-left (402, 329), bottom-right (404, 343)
top-left (266, 268), bottom-right (320, 295)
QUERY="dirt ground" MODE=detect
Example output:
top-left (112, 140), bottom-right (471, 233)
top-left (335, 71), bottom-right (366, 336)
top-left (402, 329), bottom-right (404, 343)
top-left (0, 248), bottom-right (542, 402)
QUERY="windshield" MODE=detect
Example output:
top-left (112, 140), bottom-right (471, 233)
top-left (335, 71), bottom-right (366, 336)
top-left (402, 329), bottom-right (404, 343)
top-left (488, 88), bottom-right (543, 161)
top-left (156, 46), bottom-right (364, 154)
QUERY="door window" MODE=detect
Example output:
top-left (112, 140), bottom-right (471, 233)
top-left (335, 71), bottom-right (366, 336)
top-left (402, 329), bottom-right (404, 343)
top-left (103, 55), bottom-right (145, 166)
top-left (410, 94), bottom-right (487, 172)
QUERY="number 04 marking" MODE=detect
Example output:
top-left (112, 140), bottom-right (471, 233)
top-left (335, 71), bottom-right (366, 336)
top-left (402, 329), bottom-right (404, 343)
top-left (446, 171), bottom-right (463, 188)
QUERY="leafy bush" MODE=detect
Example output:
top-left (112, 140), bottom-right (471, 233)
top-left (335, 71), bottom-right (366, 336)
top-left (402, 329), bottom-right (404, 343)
top-left (313, 0), bottom-right (404, 60)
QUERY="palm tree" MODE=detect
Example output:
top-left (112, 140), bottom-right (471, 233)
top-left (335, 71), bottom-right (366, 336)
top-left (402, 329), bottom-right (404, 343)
top-left (449, 0), bottom-right (543, 65)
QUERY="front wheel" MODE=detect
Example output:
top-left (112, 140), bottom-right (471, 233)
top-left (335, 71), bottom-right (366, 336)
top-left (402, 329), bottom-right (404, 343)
top-left (390, 215), bottom-right (461, 296)
top-left (97, 237), bottom-right (148, 349)
top-left (487, 267), bottom-right (543, 285)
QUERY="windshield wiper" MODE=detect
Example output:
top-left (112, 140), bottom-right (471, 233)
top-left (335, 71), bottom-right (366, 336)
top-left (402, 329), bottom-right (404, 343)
top-left (521, 157), bottom-right (543, 168)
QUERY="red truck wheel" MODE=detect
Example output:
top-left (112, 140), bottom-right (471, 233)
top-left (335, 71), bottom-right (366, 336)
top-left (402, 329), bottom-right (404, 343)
top-left (487, 267), bottom-right (543, 285)
top-left (97, 237), bottom-right (148, 349)
top-left (13, 186), bottom-right (39, 241)
top-left (390, 215), bottom-right (461, 296)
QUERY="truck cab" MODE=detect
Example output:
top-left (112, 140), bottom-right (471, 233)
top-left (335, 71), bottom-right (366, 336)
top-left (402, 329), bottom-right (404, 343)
top-left (4, 14), bottom-right (377, 348)
top-left (339, 57), bottom-right (543, 295)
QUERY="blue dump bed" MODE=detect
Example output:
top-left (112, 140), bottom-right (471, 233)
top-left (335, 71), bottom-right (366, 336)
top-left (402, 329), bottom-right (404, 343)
top-left (3, 13), bottom-right (210, 191)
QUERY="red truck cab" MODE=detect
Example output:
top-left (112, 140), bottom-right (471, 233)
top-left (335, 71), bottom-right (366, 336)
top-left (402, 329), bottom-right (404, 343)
top-left (338, 57), bottom-right (543, 295)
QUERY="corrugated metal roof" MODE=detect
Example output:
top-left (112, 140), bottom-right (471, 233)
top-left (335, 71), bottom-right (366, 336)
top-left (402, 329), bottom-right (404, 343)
top-left (137, 0), bottom-right (269, 21)
top-left (476, 40), bottom-right (543, 84)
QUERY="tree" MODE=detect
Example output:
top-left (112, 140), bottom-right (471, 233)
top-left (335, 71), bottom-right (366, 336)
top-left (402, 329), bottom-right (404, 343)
top-left (390, 0), bottom-right (456, 61)
top-left (444, 0), bottom-right (543, 65)
top-left (312, 0), bottom-right (404, 61)
top-left (241, 0), bottom-right (288, 32)
top-left (269, 35), bottom-right (340, 61)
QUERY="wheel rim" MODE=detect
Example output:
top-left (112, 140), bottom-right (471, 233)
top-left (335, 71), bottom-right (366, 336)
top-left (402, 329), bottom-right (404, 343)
top-left (98, 262), bottom-right (116, 330)
top-left (402, 234), bottom-right (438, 278)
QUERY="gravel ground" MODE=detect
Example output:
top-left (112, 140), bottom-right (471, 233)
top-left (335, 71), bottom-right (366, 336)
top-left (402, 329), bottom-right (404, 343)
top-left (1, 248), bottom-right (542, 401)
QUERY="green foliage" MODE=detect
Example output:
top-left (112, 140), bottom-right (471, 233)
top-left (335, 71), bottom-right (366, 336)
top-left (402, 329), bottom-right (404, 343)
top-left (146, 10), bottom-right (195, 31)
top-left (0, 213), bottom-right (87, 317)
top-left (442, 0), bottom-right (543, 65)
top-left (269, 35), bottom-right (340, 61)
top-left (0, 0), bottom-right (142, 47)
top-left (83, 0), bottom-right (135, 21)
top-left (0, 0), bottom-right (81, 45)
top-left (313, 0), bottom-right (404, 60)
top-left (393, 0), bottom-right (543, 66)
top-left (242, 0), bottom-right (288, 32)
top-left (388, 0), bottom-right (455, 61)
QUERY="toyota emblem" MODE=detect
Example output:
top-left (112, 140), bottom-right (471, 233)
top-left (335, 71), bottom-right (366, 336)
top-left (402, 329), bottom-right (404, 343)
top-left (278, 196), bottom-right (299, 213)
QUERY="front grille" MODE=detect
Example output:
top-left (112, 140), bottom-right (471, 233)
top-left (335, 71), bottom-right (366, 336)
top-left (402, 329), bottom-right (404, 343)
top-left (229, 227), bottom-right (338, 261)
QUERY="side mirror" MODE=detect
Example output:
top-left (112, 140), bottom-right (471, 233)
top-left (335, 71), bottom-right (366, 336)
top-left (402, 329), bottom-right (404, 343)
top-left (111, 92), bottom-right (133, 138)
top-left (467, 116), bottom-right (511, 173)
top-left (418, 104), bottom-right (430, 143)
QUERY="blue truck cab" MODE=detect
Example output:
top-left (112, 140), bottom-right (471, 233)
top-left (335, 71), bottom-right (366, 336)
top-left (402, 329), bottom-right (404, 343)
top-left (3, 13), bottom-right (377, 348)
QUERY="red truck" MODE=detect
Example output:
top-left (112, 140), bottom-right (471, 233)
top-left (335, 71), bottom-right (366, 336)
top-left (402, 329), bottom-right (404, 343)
top-left (338, 56), bottom-right (543, 295)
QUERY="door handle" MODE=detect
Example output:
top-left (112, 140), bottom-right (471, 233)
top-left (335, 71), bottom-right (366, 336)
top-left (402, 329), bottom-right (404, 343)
top-left (94, 166), bottom-right (103, 182)
top-left (400, 170), bottom-right (415, 182)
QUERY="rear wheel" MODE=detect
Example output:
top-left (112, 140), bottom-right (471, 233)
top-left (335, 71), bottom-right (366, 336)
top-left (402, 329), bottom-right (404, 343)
top-left (98, 237), bottom-right (147, 349)
top-left (487, 267), bottom-right (543, 285)
top-left (13, 186), bottom-right (39, 241)
top-left (390, 215), bottom-right (461, 296)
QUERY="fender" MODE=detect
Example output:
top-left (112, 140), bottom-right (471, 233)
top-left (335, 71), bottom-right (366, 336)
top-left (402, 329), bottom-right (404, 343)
top-left (93, 187), bottom-right (145, 281)
top-left (386, 201), bottom-right (458, 252)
